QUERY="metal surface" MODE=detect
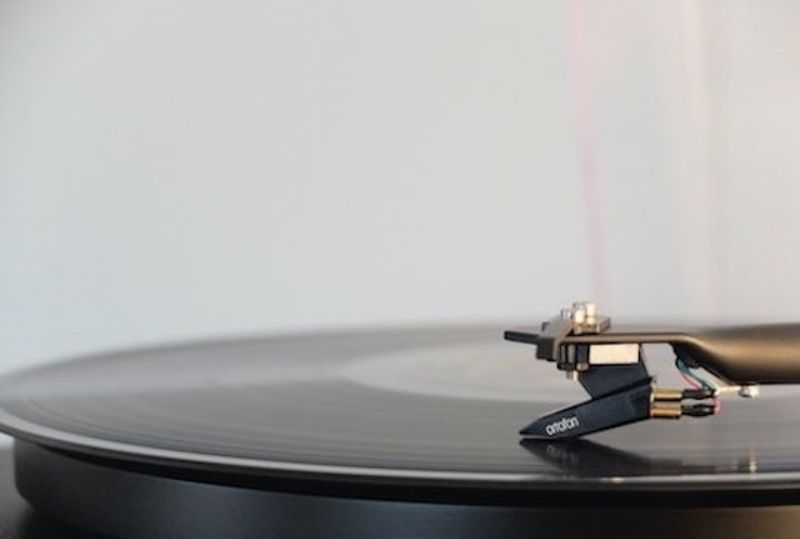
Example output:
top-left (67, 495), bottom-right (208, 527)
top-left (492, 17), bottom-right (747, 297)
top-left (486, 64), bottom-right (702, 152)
top-left (1, 328), bottom-right (800, 498)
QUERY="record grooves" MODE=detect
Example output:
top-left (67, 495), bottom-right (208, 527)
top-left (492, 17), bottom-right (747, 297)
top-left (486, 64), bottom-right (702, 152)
top-left (3, 328), bottom-right (800, 537)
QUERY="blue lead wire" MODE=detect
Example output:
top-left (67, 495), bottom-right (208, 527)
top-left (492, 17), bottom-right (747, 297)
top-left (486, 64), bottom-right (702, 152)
top-left (675, 357), bottom-right (717, 391)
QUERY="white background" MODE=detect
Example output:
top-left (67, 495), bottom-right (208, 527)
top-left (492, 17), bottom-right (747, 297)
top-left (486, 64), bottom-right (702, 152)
top-left (2, 0), bottom-right (800, 373)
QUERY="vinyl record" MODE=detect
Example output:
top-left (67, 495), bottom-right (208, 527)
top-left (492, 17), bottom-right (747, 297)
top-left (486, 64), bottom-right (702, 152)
top-left (1, 327), bottom-right (800, 501)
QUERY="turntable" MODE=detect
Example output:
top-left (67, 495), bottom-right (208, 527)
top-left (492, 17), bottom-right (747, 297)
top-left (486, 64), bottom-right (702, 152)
top-left (2, 304), bottom-right (800, 537)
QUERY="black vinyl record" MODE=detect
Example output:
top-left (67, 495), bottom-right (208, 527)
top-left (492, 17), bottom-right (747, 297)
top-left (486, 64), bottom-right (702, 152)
top-left (2, 327), bottom-right (800, 502)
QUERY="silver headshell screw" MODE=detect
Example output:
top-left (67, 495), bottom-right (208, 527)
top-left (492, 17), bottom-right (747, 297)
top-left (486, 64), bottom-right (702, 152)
top-left (739, 384), bottom-right (760, 398)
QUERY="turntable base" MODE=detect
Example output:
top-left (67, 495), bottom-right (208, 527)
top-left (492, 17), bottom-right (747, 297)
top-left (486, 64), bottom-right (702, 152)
top-left (11, 441), bottom-right (800, 539)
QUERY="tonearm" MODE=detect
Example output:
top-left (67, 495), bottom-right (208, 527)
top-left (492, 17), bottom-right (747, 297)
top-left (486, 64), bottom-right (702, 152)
top-left (505, 301), bottom-right (800, 439)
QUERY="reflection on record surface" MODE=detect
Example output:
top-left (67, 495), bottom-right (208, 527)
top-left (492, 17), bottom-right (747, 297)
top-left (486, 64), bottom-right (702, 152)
top-left (0, 328), bottom-right (797, 490)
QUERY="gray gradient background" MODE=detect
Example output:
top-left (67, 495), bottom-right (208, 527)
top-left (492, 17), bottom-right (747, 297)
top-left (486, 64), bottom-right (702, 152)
top-left (2, 0), bottom-right (800, 373)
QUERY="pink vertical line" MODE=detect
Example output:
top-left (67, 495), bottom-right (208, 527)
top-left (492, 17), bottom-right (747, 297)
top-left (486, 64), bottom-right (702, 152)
top-left (679, 0), bottom-right (721, 316)
top-left (566, 0), bottom-right (608, 307)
